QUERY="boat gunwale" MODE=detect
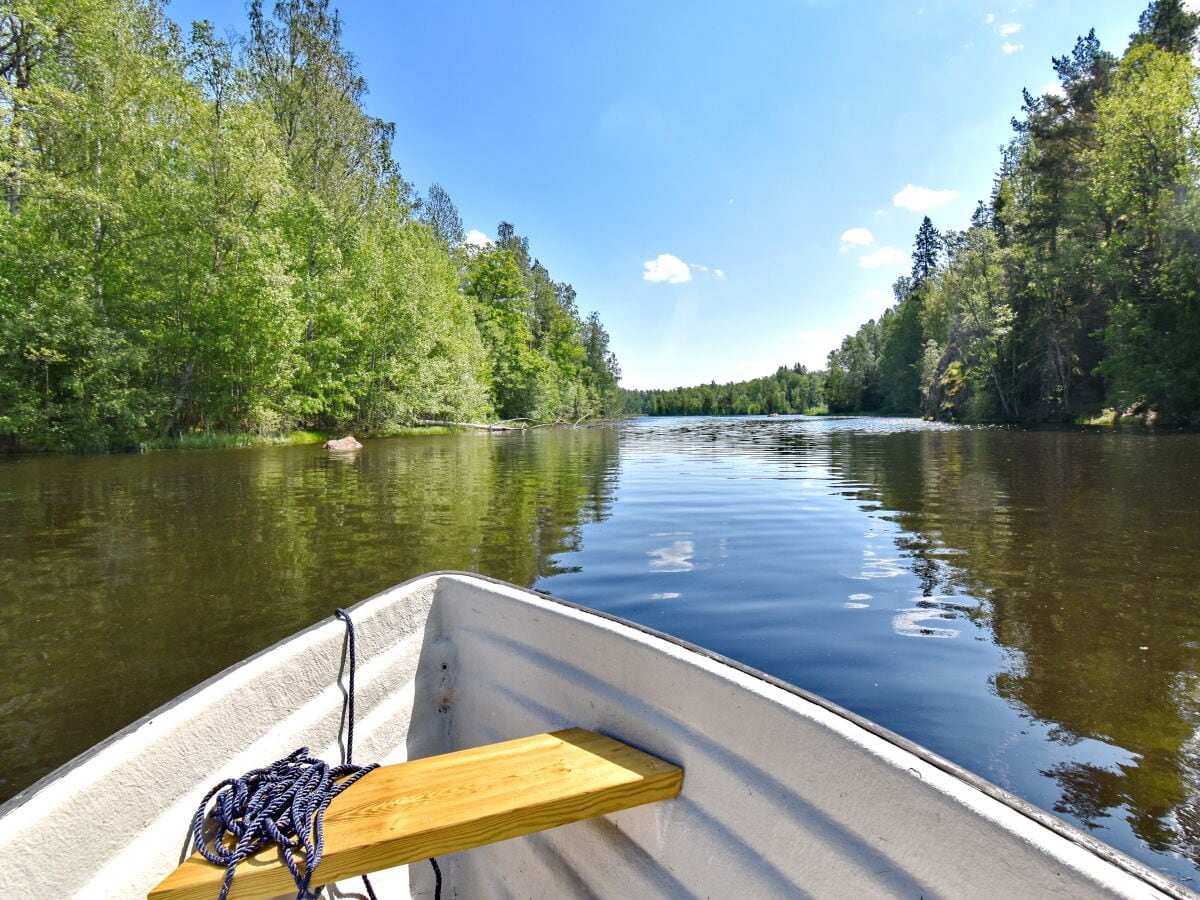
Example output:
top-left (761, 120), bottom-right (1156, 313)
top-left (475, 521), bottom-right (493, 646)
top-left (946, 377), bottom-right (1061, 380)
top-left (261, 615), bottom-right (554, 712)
top-left (1, 569), bottom-right (1192, 898)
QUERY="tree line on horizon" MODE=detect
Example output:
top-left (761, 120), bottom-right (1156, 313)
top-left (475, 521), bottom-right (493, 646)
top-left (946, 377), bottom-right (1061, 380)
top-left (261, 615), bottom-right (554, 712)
top-left (826, 0), bottom-right (1200, 423)
top-left (622, 364), bottom-right (826, 417)
top-left (0, 0), bottom-right (621, 451)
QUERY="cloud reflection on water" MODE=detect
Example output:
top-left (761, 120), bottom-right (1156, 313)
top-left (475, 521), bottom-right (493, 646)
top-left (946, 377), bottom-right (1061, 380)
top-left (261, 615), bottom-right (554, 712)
top-left (648, 540), bottom-right (695, 572)
top-left (892, 607), bottom-right (961, 639)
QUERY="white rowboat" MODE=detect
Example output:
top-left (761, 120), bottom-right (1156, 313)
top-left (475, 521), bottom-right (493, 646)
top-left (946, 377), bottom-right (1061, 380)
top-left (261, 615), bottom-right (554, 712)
top-left (0, 572), bottom-right (1191, 898)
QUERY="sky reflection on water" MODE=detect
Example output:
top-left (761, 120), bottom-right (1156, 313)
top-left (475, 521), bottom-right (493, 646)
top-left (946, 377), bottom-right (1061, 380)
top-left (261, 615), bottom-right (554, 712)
top-left (538, 416), bottom-right (1200, 885)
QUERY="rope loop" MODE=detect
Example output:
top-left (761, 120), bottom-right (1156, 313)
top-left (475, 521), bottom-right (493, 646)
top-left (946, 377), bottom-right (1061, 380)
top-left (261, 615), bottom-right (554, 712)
top-left (191, 747), bottom-right (377, 899)
top-left (189, 609), bottom-right (379, 900)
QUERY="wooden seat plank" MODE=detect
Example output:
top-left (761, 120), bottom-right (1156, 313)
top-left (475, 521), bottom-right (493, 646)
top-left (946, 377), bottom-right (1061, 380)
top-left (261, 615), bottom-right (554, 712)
top-left (148, 728), bottom-right (683, 900)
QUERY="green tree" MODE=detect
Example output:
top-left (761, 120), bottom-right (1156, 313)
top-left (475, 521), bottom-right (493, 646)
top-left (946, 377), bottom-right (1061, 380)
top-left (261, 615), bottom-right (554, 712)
top-left (877, 295), bottom-right (924, 414)
top-left (911, 216), bottom-right (941, 285)
top-left (922, 227), bottom-right (1016, 420)
top-left (1090, 42), bottom-right (1200, 412)
top-left (247, 0), bottom-right (409, 427)
top-left (581, 310), bottom-right (621, 416)
top-left (464, 245), bottom-right (549, 419)
top-left (0, 0), bottom-right (624, 448)
top-left (351, 214), bottom-right (490, 427)
top-left (826, 321), bottom-right (881, 413)
top-left (825, 1), bottom-right (1200, 424)
top-left (0, 0), bottom-right (189, 448)
top-left (1130, 0), bottom-right (1200, 55)
top-left (991, 28), bottom-right (1117, 419)
top-left (418, 182), bottom-right (464, 247)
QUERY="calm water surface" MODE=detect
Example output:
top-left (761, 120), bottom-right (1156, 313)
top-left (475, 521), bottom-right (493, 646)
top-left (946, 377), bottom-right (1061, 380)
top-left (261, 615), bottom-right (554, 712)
top-left (3, 416), bottom-right (1200, 884)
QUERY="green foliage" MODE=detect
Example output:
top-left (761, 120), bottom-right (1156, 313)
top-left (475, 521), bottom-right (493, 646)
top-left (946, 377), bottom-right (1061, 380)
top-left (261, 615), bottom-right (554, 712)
top-left (1131, 0), bottom-right (1200, 55)
top-left (465, 245), bottom-right (549, 420)
top-left (826, 320), bottom-right (881, 413)
top-left (911, 216), bottom-right (941, 285)
top-left (0, 0), bottom-right (620, 450)
top-left (877, 294), bottom-right (924, 414)
top-left (418, 183), bottom-right (464, 246)
top-left (827, 1), bottom-right (1200, 423)
top-left (462, 228), bottom-right (622, 423)
top-left (921, 228), bottom-right (1016, 420)
top-left (625, 364), bottom-right (825, 417)
top-left (1089, 42), bottom-right (1200, 415)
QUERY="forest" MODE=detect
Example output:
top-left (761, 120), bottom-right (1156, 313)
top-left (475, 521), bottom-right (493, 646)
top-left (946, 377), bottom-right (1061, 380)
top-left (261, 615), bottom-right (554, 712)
top-left (622, 365), bottom-right (825, 417)
top-left (0, 0), bottom-right (622, 451)
top-left (825, 0), bottom-right (1200, 424)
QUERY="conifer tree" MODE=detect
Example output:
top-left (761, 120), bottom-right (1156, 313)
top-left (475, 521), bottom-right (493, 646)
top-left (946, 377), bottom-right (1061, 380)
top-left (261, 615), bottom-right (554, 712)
top-left (1131, 0), bottom-right (1200, 55)
top-left (911, 217), bottom-right (941, 286)
top-left (419, 183), bottom-right (464, 246)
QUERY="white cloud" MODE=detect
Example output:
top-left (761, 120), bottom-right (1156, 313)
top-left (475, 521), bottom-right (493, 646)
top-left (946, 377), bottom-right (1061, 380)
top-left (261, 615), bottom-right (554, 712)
top-left (998, 22), bottom-right (1021, 37)
top-left (643, 253), bottom-right (693, 284)
top-left (859, 246), bottom-right (907, 270)
top-left (984, 13), bottom-right (995, 24)
top-left (1042, 80), bottom-right (1066, 98)
top-left (464, 229), bottom-right (491, 249)
top-left (1002, 41), bottom-right (1023, 54)
top-left (893, 184), bottom-right (959, 212)
top-left (644, 254), bottom-right (724, 282)
top-left (839, 227), bottom-right (875, 251)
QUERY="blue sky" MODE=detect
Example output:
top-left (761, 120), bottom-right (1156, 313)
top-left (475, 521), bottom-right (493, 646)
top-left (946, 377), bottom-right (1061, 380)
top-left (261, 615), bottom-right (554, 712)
top-left (167, 0), bottom-right (1151, 389)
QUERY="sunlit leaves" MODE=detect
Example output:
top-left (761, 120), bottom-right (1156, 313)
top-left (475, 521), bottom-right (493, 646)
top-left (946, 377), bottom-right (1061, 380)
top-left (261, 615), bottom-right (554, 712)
top-left (826, 3), bottom-right (1200, 423)
top-left (0, 0), bottom-right (622, 448)
top-left (1089, 42), bottom-right (1200, 411)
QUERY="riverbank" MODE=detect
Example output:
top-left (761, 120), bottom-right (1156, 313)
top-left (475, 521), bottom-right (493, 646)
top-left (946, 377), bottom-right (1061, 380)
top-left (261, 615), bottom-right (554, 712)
top-left (1077, 404), bottom-right (1200, 429)
top-left (141, 425), bottom-right (468, 452)
top-left (0, 420), bottom-right (624, 456)
top-left (0, 425), bottom-right (463, 456)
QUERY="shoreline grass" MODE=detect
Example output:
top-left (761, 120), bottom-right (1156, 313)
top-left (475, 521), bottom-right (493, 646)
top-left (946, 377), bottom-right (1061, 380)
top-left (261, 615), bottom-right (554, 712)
top-left (1078, 409), bottom-right (1119, 427)
top-left (139, 430), bottom-right (326, 452)
top-left (134, 425), bottom-right (464, 452)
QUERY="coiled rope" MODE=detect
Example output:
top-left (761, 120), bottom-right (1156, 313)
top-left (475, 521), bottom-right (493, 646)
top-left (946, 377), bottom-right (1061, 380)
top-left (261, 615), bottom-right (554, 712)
top-left (189, 608), bottom-right (379, 900)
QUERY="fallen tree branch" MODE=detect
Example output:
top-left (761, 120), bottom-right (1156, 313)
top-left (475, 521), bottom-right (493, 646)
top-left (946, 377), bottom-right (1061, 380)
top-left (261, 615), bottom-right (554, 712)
top-left (417, 419), bottom-right (526, 431)
top-left (416, 415), bottom-right (616, 432)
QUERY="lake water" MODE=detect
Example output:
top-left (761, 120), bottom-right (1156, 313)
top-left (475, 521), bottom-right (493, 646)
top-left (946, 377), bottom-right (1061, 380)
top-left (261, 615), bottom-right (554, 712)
top-left (2, 416), bottom-right (1199, 885)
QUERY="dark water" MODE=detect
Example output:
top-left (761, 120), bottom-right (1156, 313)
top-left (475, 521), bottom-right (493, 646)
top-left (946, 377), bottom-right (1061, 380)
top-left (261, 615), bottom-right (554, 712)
top-left (3, 417), bottom-right (1200, 884)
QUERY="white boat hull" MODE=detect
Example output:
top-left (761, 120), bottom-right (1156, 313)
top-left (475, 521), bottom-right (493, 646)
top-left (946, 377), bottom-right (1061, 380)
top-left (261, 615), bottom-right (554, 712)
top-left (0, 572), bottom-right (1189, 898)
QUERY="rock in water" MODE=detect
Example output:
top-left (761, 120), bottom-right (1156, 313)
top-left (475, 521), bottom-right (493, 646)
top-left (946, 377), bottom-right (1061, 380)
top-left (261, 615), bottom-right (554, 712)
top-left (323, 436), bottom-right (363, 451)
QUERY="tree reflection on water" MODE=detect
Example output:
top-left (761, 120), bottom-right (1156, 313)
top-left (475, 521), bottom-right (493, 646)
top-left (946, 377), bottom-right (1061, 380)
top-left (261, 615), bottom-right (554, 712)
top-left (831, 426), bottom-right (1200, 867)
top-left (0, 427), bottom-right (621, 805)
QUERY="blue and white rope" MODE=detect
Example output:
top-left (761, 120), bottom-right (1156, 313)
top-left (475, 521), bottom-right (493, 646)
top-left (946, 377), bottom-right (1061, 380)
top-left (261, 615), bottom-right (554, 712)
top-left (189, 608), bottom-right (378, 900)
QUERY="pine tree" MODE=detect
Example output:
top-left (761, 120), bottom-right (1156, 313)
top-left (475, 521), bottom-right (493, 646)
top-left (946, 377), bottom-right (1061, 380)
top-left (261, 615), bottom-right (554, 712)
top-left (911, 217), bottom-right (941, 286)
top-left (419, 183), bottom-right (464, 246)
top-left (1131, 0), bottom-right (1200, 56)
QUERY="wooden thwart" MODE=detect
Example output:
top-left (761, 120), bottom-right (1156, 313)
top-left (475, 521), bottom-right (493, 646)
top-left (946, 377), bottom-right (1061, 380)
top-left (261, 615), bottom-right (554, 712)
top-left (148, 728), bottom-right (683, 900)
